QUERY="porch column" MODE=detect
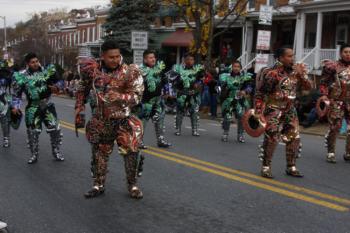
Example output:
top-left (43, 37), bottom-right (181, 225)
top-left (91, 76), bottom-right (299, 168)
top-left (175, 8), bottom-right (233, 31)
top-left (295, 12), bottom-right (306, 61)
top-left (314, 12), bottom-right (323, 69)
top-left (176, 47), bottom-right (180, 64)
top-left (246, 21), bottom-right (254, 63)
top-left (241, 22), bottom-right (247, 67)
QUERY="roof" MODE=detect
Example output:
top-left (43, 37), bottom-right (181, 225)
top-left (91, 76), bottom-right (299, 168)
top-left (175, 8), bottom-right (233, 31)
top-left (162, 29), bottom-right (193, 47)
top-left (293, 0), bottom-right (350, 13)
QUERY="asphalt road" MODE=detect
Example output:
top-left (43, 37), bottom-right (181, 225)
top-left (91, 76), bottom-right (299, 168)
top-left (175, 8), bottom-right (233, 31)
top-left (0, 96), bottom-right (349, 233)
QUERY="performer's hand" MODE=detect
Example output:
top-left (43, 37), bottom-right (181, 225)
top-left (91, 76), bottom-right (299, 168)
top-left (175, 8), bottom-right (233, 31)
top-left (239, 91), bottom-right (246, 97)
top-left (293, 63), bottom-right (307, 76)
top-left (188, 90), bottom-right (195, 96)
top-left (75, 110), bottom-right (85, 129)
top-left (49, 85), bottom-right (60, 94)
top-left (11, 108), bottom-right (21, 115)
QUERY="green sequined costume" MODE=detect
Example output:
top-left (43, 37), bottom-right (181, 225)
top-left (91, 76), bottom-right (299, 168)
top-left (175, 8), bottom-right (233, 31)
top-left (171, 64), bottom-right (204, 136)
top-left (138, 61), bottom-right (171, 147)
top-left (219, 71), bottom-right (252, 142)
top-left (0, 60), bottom-right (12, 147)
top-left (12, 65), bottom-right (64, 163)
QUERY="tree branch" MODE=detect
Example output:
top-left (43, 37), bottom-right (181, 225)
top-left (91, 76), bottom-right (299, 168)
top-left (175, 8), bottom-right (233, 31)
top-left (214, 0), bottom-right (248, 28)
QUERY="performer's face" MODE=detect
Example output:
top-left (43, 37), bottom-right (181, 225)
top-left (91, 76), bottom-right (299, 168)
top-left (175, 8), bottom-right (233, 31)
top-left (232, 63), bottom-right (241, 74)
top-left (341, 47), bottom-right (350, 62)
top-left (185, 56), bottom-right (195, 67)
top-left (279, 49), bottom-right (294, 68)
top-left (101, 49), bottom-right (122, 70)
top-left (144, 53), bottom-right (156, 67)
top-left (27, 57), bottom-right (40, 71)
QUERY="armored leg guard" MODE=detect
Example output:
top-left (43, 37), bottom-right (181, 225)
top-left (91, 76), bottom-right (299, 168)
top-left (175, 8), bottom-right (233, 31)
top-left (190, 112), bottom-right (200, 137)
top-left (237, 118), bottom-right (245, 143)
top-left (48, 127), bottom-right (64, 162)
top-left (27, 129), bottom-right (40, 164)
top-left (139, 120), bottom-right (148, 150)
top-left (174, 113), bottom-right (183, 136)
top-left (124, 152), bottom-right (143, 199)
top-left (0, 115), bottom-right (10, 148)
top-left (85, 144), bottom-right (113, 198)
top-left (155, 121), bottom-right (171, 148)
top-left (285, 138), bottom-right (303, 177)
top-left (325, 128), bottom-right (338, 163)
top-left (222, 118), bottom-right (230, 142)
top-left (260, 136), bottom-right (278, 178)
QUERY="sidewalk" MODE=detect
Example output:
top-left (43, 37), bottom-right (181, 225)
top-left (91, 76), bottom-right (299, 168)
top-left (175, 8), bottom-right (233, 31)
top-left (198, 111), bottom-right (343, 138)
top-left (54, 94), bottom-right (341, 138)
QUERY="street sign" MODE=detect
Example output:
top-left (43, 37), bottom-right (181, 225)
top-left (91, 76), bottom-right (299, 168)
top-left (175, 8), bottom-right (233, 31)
top-left (133, 50), bottom-right (144, 65)
top-left (255, 54), bottom-right (269, 73)
top-left (259, 5), bottom-right (273, 26)
top-left (256, 30), bottom-right (271, 51)
top-left (131, 31), bottom-right (148, 50)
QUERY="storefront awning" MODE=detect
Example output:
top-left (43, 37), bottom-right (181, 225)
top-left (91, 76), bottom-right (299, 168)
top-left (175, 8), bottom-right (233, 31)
top-left (162, 29), bottom-right (193, 47)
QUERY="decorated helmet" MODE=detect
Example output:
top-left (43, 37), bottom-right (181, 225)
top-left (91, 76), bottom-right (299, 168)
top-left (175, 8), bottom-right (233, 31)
top-left (242, 109), bottom-right (266, 138)
top-left (316, 96), bottom-right (330, 118)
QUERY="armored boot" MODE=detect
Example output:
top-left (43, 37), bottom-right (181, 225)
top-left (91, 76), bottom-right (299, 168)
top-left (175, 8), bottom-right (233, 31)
top-left (174, 113), bottom-right (183, 136)
top-left (0, 116), bottom-right (10, 148)
top-left (296, 142), bottom-right (302, 159)
top-left (343, 154), bottom-right (350, 162)
top-left (237, 118), bottom-right (245, 143)
top-left (191, 112), bottom-right (200, 137)
top-left (325, 129), bottom-right (338, 163)
top-left (260, 137), bottom-right (278, 179)
top-left (27, 129), bottom-right (40, 164)
top-left (124, 152), bottom-right (143, 199)
top-left (85, 146), bottom-right (111, 198)
top-left (139, 120), bottom-right (148, 149)
top-left (222, 119), bottom-right (230, 142)
top-left (155, 121), bottom-right (171, 148)
top-left (344, 130), bottom-right (350, 162)
top-left (285, 138), bottom-right (303, 178)
top-left (3, 137), bottom-right (9, 148)
top-left (326, 153), bottom-right (336, 163)
top-left (48, 127), bottom-right (64, 162)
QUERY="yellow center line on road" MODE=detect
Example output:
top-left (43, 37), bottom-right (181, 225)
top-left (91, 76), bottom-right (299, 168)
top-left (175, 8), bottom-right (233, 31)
top-left (59, 120), bottom-right (349, 212)
top-left (144, 149), bottom-right (349, 212)
top-left (147, 146), bottom-right (350, 206)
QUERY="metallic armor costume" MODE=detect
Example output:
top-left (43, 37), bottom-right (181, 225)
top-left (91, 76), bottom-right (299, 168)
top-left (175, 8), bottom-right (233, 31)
top-left (319, 59), bottom-right (350, 163)
top-left (170, 64), bottom-right (204, 136)
top-left (75, 58), bottom-right (144, 198)
top-left (219, 71), bottom-right (252, 142)
top-left (138, 61), bottom-right (171, 148)
top-left (254, 62), bottom-right (311, 178)
top-left (0, 60), bottom-right (12, 148)
top-left (12, 65), bottom-right (64, 164)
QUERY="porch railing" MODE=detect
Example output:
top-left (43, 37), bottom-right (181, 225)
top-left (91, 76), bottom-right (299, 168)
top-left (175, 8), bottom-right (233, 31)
top-left (302, 48), bottom-right (337, 71)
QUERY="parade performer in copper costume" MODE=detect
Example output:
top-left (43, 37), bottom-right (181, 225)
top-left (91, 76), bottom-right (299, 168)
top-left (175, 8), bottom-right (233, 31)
top-left (75, 40), bottom-right (144, 199)
top-left (319, 44), bottom-right (350, 163)
top-left (252, 47), bottom-right (311, 178)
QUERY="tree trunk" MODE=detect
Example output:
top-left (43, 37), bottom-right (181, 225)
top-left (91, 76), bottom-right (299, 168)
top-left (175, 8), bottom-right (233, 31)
top-left (205, 0), bottom-right (215, 69)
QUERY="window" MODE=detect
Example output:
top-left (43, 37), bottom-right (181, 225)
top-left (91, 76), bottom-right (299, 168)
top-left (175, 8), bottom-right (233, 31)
top-left (248, 0), bottom-right (256, 11)
top-left (336, 25), bottom-right (348, 46)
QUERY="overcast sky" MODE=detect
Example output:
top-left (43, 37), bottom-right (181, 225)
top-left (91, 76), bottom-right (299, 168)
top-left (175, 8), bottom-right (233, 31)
top-left (0, 0), bottom-right (110, 27)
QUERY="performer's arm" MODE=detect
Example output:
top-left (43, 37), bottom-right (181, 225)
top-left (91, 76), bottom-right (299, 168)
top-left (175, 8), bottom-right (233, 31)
top-left (254, 68), bottom-right (273, 114)
top-left (11, 72), bottom-right (25, 111)
top-left (47, 66), bottom-right (62, 94)
top-left (319, 60), bottom-right (337, 96)
top-left (115, 65), bottom-right (144, 107)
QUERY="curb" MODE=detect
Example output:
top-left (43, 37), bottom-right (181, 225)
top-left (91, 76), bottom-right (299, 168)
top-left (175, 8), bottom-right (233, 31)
top-left (53, 94), bottom-right (344, 139)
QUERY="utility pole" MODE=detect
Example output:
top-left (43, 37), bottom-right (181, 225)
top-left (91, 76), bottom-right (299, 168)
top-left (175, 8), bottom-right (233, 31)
top-left (0, 16), bottom-right (7, 52)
